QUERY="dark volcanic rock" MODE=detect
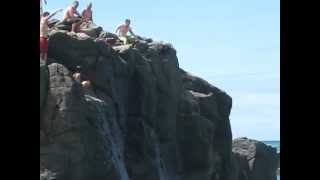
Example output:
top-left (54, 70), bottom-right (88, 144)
top-left (175, 70), bottom-right (233, 180)
top-left (40, 60), bottom-right (49, 111)
top-left (40, 63), bottom-right (124, 180)
top-left (230, 137), bottom-right (279, 180)
top-left (53, 20), bottom-right (103, 38)
top-left (40, 30), bottom-right (276, 180)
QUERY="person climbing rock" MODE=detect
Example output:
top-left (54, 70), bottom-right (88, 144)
top-left (82, 80), bottom-right (91, 89)
top-left (115, 19), bottom-right (137, 45)
top-left (40, 9), bottom-right (63, 62)
top-left (62, 1), bottom-right (82, 33)
top-left (72, 72), bottom-right (91, 90)
top-left (72, 72), bottom-right (81, 82)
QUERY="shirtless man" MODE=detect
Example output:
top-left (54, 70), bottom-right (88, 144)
top-left (82, 3), bottom-right (93, 22)
top-left (40, 9), bottom-right (63, 61)
top-left (62, 1), bottom-right (82, 33)
top-left (73, 72), bottom-right (81, 82)
top-left (115, 19), bottom-right (136, 44)
top-left (80, 3), bottom-right (93, 29)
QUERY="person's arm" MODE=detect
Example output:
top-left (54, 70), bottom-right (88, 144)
top-left (48, 8), bottom-right (63, 19)
top-left (74, 10), bottom-right (82, 18)
top-left (129, 27), bottom-right (136, 37)
top-left (115, 25), bottom-right (121, 34)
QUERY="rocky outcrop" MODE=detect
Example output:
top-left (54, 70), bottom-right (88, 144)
top-left (230, 138), bottom-right (279, 180)
top-left (40, 29), bottom-right (278, 180)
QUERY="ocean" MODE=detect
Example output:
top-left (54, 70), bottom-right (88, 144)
top-left (263, 140), bottom-right (280, 153)
top-left (263, 141), bottom-right (280, 180)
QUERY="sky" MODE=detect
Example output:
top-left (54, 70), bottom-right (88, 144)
top-left (44, 0), bottom-right (280, 141)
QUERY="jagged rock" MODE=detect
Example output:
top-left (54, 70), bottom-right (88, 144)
top-left (48, 19), bottom-right (60, 28)
top-left (231, 137), bottom-right (279, 180)
top-left (81, 25), bottom-right (103, 38)
top-left (99, 31), bottom-right (119, 39)
top-left (40, 169), bottom-right (57, 180)
top-left (135, 35), bottom-right (153, 43)
top-left (40, 63), bottom-right (126, 180)
top-left (175, 70), bottom-right (233, 180)
top-left (53, 21), bottom-right (71, 31)
top-left (53, 20), bottom-right (103, 38)
top-left (40, 31), bottom-right (276, 180)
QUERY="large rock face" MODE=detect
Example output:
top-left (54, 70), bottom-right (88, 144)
top-left (40, 30), bottom-right (277, 180)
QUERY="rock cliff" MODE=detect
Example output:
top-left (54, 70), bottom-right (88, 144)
top-left (40, 30), bottom-right (278, 180)
top-left (230, 138), bottom-right (279, 180)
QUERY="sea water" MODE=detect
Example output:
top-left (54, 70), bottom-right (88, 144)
top-left (263, 141), bottom-right (280, 180)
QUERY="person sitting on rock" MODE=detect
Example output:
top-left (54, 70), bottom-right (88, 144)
top-left (80, 2), bottom-right (94, 29)
top-left (62, 1), bottom-right (82, 33)
top-left (40, 9), bottom-right (63, 62)
top-left (115, 19), bottom-right (137, 45)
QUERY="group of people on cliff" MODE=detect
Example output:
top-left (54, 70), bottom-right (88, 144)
top-left (40, 0), bottom-right (137, 62)
top-left (41, 1), bottom-right (137, 92)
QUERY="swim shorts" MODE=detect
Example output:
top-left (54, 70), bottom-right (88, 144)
top-left (40, 37), bottom-right (48, 54)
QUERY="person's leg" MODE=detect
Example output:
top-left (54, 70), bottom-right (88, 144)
top-left (71, 23), bottom-right (76, 33)
top-left (71, 19), bottom-right (82, 33)
top-left (119, 36), bottom-right (128, 45)
top-left (71, 22), bottom-right (80, 32)
top-left (76, 20), bottom-right (82, 32)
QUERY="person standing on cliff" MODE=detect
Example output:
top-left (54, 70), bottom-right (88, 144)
top-left (115, 19), bottom-right (136, 45)
top-left (40, 9), bottom-right (63, 62)
top-left (62, 1), bottom-right (82, 33)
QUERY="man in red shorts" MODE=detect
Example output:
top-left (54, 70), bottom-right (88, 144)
top-left (40, 9), bottom-right (63, 61)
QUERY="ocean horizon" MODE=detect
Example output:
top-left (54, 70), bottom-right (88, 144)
top-left (263, 140), bottom-right (280, 152)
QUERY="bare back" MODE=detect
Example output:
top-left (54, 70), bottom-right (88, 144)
top-left (63, 6), bottom-right (77, 21)
top-left (40, 17), bottom-right (49, 37)
top-left (82, 9), bottom-right (92, 21)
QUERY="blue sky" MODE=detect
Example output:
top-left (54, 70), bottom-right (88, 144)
top-left (45, 0), bottom-right (280, 141)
